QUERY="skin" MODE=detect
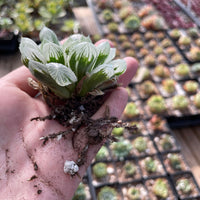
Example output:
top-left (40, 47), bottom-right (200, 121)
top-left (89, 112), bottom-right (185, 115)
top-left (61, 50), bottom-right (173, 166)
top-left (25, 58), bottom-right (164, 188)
top-left (0, 40), bottom-right (138, 199)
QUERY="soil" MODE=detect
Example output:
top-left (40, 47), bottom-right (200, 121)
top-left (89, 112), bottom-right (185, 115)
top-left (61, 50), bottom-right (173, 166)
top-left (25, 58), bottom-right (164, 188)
top-left (31, 86), bottom-right (136, 174)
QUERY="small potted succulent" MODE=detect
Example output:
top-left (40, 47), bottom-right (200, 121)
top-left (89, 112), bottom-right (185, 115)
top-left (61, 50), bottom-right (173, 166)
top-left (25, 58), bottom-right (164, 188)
top-left (144, 31), bottom-right (154, 40)
top-left (156, 31), bottom-right (165, 40)
top-left (72, 182), bottom-right (87, 200)
top-left (97, 186), bottom-right (119, 200)
top-left (118, 34), bottom-right (128, 42)
top-left (141, 15), bottom-right (165, 30)
top-left (138, 5), bottom-right (155, 18)
top-left (176, 178), bottom-right (192, 197)
top-left (157, 54), bottom-right (168, 65)
top-left (166, 46), bottom-right (177, 56)
top-left (107, 22), bottom-right (118, 33)
top-left (161, 38), bottom-right (171, 48)
top-left (148, 39), bottom-right (157, 48)
top-left (111, 138), bottom-right (133, 160)
top-left (121, 41), bottom-right (132, 50)
top-left (102, 9), bottom-right (113, 22)
top-left (144, 54), bottom-right (156, 67)
top-left (139, 80), bottom-right (157, 98)
top-left (154, 65), bottom-right (170, 78)
top-left (95, 146), bottom-right (109, 161)
top-left (139, 48), bottom-right (149, 57)
top-left (169, 29), bottom-right (181, 40)
top-left (178, 35), bottom-right (191, 49)
top-left (172, 95), bottom-right (189, 111)
top-left (160, 134), bottom-right (174, 151)
top-left (112, 127), bottom-right (124, 137)
top-left (187, 27), bottom-right (199, 39)
top-left (123, 102), bottom-right (140, 119)
top-left (127, 187), bottom-right (142, 200)
top-left (119, 6), bottom-right (133, 20)
top-left (134, 40), bottom-right (144, 49)
top-left (149, 115), bottom-right (166, 132)
top-left (183, 80), bottom-right (198, 94)
top-left (124, 15), bottom-right (140, 31)
top-left (171, 53), bottom-right (182, 64)
top-left (125, 49), bottom-right (136, 57)
top-left (92, 162), bottom-right (108, 180)
top-left (162, 78), bottom-right (176, 95)
top-left (131, 33), bottom-right (142, 41)
top-left (147, 95), bottom-right (166, 114)
top-left (188, 47), bottom-right (200, 62)
top-left (175, 63), bottom-right (190, 78)
top-left (133, 136), bottom-right (147, 154)
top-left (153, 46), bottom-right (163, 56)
top-left (152, 178), bottom-right (169, 198)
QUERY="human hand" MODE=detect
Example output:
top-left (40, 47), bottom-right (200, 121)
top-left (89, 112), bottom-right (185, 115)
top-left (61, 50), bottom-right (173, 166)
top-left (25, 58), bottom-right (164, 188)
top-left (0, 41), bottom-right (138, 199)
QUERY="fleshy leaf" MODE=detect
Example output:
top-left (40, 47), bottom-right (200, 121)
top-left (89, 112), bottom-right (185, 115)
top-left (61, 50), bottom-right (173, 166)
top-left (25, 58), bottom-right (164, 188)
top-left (19, 37), bottom-right (46, 66)
top-left (63, 34), bottom-right (92, 54)
top-left (46, 62), bottom-right (77, 86)
top-left (68, 42), bottom-right (98, 81)
top-left (104, 48), bottom-right (116, 63)
top-left (79, 64), bottom-right (115, 96)
top-left (108, 59), bottom-right (127, 75)
top-left (28, 60), bottom-right (72, 98)
top-left (42, 42), bottom-right (65, 64)
top-left (39, 26), bottom-right (59, 45)
top-left (92, 41), bottom-right (110, 70)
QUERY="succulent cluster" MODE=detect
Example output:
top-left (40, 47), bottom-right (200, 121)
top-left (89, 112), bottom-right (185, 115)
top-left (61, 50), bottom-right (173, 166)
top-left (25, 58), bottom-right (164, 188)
top-left (19, 27), bottom-right (126, 100)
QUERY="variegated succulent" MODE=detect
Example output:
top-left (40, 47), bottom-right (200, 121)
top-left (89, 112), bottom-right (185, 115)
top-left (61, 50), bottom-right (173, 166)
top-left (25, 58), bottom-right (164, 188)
top-left (19, 27), bottom-right (126, 99)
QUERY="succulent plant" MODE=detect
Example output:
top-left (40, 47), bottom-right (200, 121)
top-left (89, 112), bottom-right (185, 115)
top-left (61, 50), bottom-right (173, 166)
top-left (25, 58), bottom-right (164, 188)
top-left (169, 29), bottom-right (181, 40)
top-left (154, 65), bottom-right (170, 78)
top-left (141, 80), bottom-right (156, 95)
top-left (119, 6), bottom-right (133, 20)
top-left (144, 54), bottom-right (156, 67)
top-left (107, 22), bottom-right (118, 32)
top-left (191, 63), bottom-right (200, 73)
top-left (102, 9), bottom-right (113, 22)
top-left (118, 34), bottom-right (128, 42)
top-left (150, 115), bottom-right (165, 131)
top-left (134, 40), bottom-right (144, 49)
top-left (144, 31), bottom-right (154, 40)
top-left (19, 27), bottom-right (126, 100)
top-left (172, 95), bottom-right (189, 110)
top-left (133, 137), bottom-right (147, 153)
top-left (123, 102), bottom-right (139, 118)
top-left (166, 46), bottom-right (177, 56)
top-left (171, 53), bottom-right (182, 64)
top-left (121, 41), bottom-right (132, 50)
top-left (152, 179), bottom-right (168, 198)
top-left (168, 154), bottom-right (181, 170)
top-left (144, 157), bottom-right (157, 173)
top-left (157, 54), bottom-right (168, 65)
top-left (183, 80), bottom-right (198, 94)
top-left (148, 39), bottom-right (157, 48)
top-left (61, 19), bottom-right (79, 34)
top-left (93, 162), bottom-right (107, 179)
top-left (138, 5), bottom-right (154, 18)
top-left (176, 178), bottom-right (192, 194)
top-left (175, 63), bottom-right (190, 77)
top-left (72, 182), bottom-right (86, 200)
top-left (153, 46), bottom-right (163, 55)
top-left (124, 15), bottom-right (140, 31)
top-left (162, 79), bottom-right (176, 94)
top-left (139, 48), bottom-right (148, 57)
top-left (112, 127), bottom-right (124, 137)
top-left (125, 49), bottom-right (136, 57)
top-left (98, 186), bottom-right (118, 200)
top-left (131, 33), bottom-right (141, 40)
top-left (161, 38), bottom-right (171, 48)
top-left (178, 36), bottom-right (191, 47)
top-left (147, 95), bottom-right (166, 114)
top-left (189, 47), bottom-right (200, 61)
top-left (111, 139), bottom-right (132, 159)
top-left (157, 32), bottom-right (165, 40)
top-left (188, 27), bottom-right (199, 38)
top-left (127, 187), bottom-right (141, 200)
top-left (96, 146), bottom-right (109, 161)
top-left (123, 161), bottom-right (137, 177)
top-left (142, 15), bottom-right (165, 30)
top-left (160, 135), bottom-right (173, 151)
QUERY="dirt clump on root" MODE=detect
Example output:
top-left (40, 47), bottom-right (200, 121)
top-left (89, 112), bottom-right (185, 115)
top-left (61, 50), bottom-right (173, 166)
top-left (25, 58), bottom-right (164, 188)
top-left (31, 89), bottom-right (136, 171)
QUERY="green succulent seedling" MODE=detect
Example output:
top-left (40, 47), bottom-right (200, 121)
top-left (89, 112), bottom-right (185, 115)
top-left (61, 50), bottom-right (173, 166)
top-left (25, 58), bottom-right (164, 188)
top-left (97, 186), bottom-right (118, 200)
top-left (176, 178), bottom-right (192, 194)
top-left (144, 157), bottom-right (157, 173)
top-left (72, 182), bottom-right (86, 200)
top-left (19, 26), bottom-right (126, 100)
top-left (153, 179), bottom-right (168, 198)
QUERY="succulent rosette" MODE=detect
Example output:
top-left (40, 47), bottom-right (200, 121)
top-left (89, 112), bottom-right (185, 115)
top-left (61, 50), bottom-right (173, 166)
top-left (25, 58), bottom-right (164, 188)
top-left (19, 27), bottom-right (126, 100)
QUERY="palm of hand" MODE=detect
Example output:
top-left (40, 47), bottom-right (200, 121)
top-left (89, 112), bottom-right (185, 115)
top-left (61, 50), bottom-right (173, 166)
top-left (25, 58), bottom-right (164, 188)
top-left (0, 56), bottom-right (137, 199)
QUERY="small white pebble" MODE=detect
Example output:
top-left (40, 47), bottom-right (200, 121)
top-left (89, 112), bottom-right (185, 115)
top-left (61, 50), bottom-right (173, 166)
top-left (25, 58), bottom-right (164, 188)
top-left (64, 160), bottom-right (79, 175)
top-left (57, 134), bottom-right (62, 141)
